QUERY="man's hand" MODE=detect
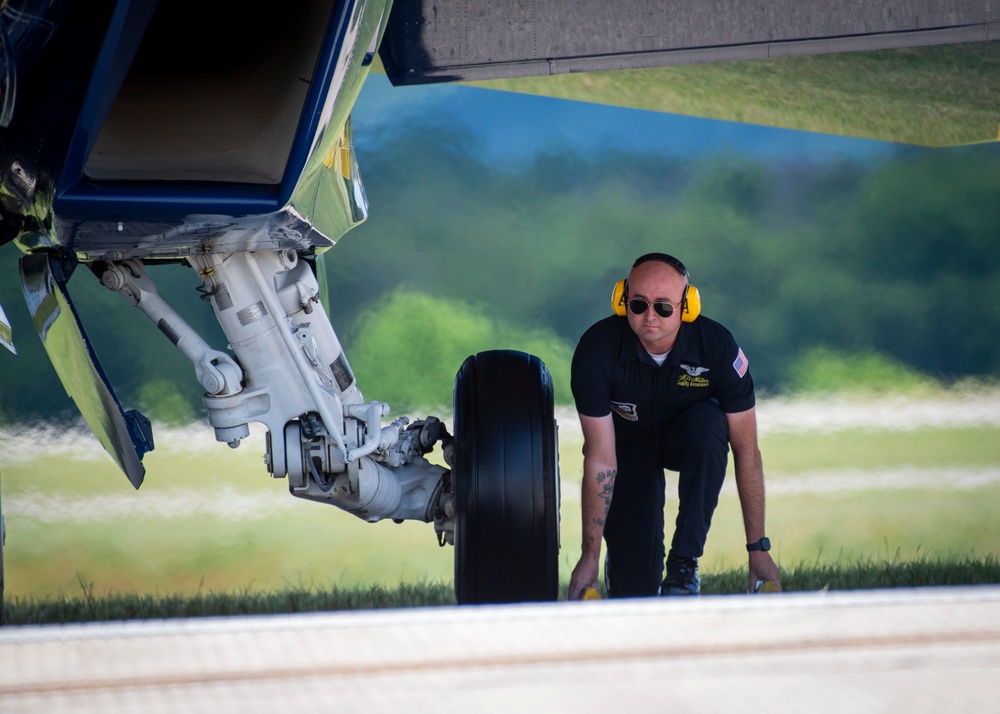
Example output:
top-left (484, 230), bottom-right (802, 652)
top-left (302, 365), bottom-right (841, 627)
top-left (568, 550), bottom-right (601, 600)
top-left (748, 550), bottom-right (781, 592)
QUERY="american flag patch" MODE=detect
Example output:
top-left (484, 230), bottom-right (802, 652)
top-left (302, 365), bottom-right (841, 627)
top-left (733, 347), bottom-right (748, 378)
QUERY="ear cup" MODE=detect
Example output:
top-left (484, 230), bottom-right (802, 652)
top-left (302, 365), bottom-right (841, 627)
top-left (681, 285), bottom-right (701, 322)
top-left (612, 279), bottom-right (627, 316)
top-left (613, 279), bottom-right (702, 320)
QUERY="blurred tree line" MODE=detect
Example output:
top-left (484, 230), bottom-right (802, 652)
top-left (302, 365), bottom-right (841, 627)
top-left (330, 125), bottom-right (1000, 410)
top-left (0, 123), bottom-right (997, 424)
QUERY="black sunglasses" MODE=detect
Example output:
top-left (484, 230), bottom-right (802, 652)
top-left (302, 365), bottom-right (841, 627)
top-left (628, 299), bottom-right (677, 318)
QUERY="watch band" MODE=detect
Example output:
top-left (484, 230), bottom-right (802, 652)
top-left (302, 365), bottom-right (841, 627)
top-left (746, 537), bottom-right (771, 552)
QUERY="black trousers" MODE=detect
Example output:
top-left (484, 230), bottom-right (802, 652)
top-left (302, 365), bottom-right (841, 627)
top-left (603, 399), bottom-right (730, 598)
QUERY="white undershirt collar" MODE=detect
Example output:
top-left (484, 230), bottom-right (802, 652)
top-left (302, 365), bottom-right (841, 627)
top-left (647, 349), bottom-right (670, 366)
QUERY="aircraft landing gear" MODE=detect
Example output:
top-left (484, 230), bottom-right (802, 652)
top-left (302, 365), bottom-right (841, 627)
top-left (452, 350), bottom-right (560, 605)
top-left (82, 246), bottom-right (563, 606)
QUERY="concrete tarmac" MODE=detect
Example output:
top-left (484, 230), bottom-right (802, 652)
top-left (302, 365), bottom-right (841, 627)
top-left (2, 586), bottom-right (998, 713)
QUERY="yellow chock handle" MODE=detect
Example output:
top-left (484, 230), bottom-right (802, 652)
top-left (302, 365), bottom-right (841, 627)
top-left (582, 586), bottom-right (602, 600)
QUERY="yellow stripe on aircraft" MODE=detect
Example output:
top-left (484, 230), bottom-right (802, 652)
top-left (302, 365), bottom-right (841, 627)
top-left (322, 128), bottom-right (355, 180)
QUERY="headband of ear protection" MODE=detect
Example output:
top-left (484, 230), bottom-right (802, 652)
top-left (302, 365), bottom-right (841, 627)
top-left (612, 252), bottom-right (701, 322)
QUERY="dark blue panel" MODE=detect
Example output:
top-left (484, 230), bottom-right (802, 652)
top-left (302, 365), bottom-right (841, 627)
top-left (54, 0), bottom-right (358, 224)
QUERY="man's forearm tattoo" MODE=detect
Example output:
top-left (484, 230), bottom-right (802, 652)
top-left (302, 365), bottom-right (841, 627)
top-left (592, 469), bottom-right (616, 527)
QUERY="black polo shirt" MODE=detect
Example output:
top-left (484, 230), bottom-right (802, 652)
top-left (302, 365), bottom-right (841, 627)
top-left (571, 315), bottom-right (756, 445)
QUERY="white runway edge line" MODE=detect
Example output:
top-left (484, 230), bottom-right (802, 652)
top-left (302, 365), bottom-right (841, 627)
top-left (7, 485), bottom-right (300, 524)
top-left (754, 390), bottom-right (1000, 435)
top-left (4, 392), bottom-right (1000, 523)
top-left (0, 421), bottom-right (269, 466)
top-left (0, 586), bottom-right (998, 713)
top-left (10, 463), bottom-right (997, 523)
top-left (2, 389), bottom-right (999, 468)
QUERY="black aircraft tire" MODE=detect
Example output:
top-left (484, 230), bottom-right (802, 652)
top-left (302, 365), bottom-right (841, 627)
top-left (452, 350), bottom-right (560, 605)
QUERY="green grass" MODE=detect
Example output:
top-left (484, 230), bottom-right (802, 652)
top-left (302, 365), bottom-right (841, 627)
top-left (760, 427), bottom-right (1000, 472)
top-left (5, 424), bottom-right (997, 599)
top-left (1, 425), bottom-right (458, 598)
top-left (2, 393), bottom-right (999, 622)
top-left (3, 576), bottom-right (458, 625)
top-left (5, 554), bottom-right (998, 625)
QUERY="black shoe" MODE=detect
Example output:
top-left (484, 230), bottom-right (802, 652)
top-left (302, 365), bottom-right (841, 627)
top-left (659, 556), bottom-right (700, 596)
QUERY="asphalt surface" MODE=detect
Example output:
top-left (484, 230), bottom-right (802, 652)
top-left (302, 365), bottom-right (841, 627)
top-left (2, 586), bottom-right (998, 713)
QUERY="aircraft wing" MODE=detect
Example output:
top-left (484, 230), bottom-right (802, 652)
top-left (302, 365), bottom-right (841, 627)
top-left (378, 0), bottom-right (1000, 147)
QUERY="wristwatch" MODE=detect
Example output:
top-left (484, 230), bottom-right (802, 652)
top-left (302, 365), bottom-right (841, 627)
top-left (746, 537), bottom-right (771, 552)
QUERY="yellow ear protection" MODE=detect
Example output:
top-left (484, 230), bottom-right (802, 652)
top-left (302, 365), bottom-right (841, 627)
top-left (612, 253), bottom-right (701, 322)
